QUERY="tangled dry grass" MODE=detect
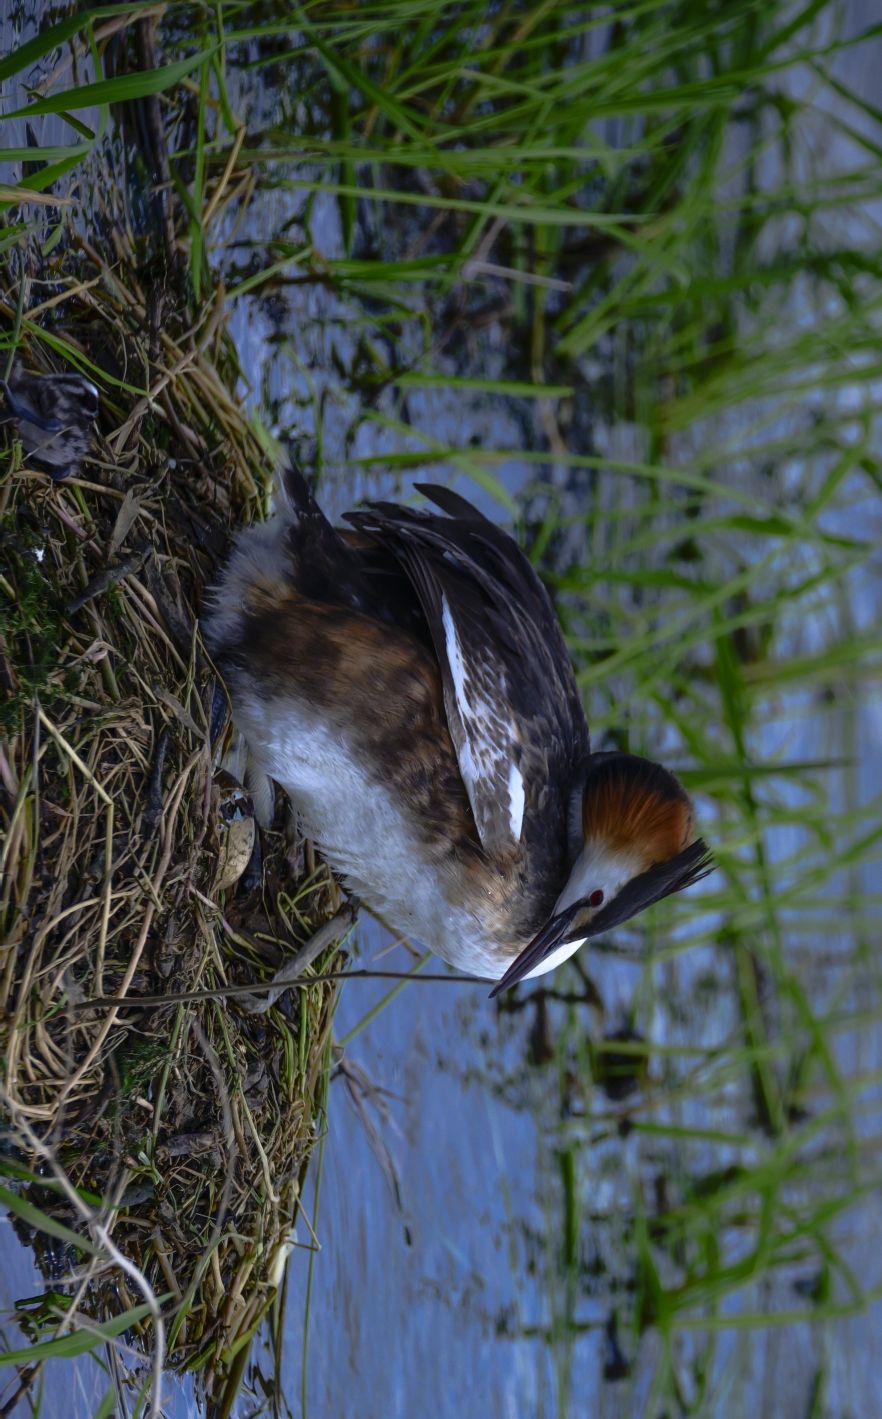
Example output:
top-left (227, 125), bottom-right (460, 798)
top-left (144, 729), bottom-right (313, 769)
top-left (0, 203), bottom-right (347, 1407)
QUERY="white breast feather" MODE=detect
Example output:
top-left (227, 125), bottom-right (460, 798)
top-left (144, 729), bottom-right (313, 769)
top-left (228, 688), bottom-right (508, 977)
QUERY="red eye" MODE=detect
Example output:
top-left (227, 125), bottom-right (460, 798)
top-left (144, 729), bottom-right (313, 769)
top-left (589, 889), bottom-right (605, 908)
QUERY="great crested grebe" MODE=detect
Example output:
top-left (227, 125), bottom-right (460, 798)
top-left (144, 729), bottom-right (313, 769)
top-left (204, 466), bottom-right (711, 994)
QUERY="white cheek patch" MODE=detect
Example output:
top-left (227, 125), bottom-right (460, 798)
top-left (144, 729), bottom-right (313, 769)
top-left (523, 936), bottom-right (585, 981)
top-left (555, 841), bottom-right (643, 914)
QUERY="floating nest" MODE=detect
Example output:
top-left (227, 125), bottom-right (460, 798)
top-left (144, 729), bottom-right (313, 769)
top-left (0, 193), bottom-right (347, 1407)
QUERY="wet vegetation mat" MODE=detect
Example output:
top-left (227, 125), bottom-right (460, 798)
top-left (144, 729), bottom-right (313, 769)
top-left (1, 1), bottom-right (882, 1416)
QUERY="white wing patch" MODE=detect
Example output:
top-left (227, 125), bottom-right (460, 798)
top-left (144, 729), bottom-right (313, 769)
top-left (440, 594), bottom-right (523, 852)
top-left (441, 594), bottom-right (471, 732)
top-left (507, 761), bottom-right (525, 841)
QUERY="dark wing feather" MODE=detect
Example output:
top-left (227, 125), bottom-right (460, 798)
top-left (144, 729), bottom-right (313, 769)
top-left (278, 462), bottom-right (426, 638)
top-left (345, 484), bottom-right (589, 855)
